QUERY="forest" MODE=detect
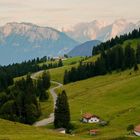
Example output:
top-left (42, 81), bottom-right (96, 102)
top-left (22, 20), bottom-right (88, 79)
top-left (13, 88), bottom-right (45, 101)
top-left (64, 28), bottom-right (140, 84)
top-left (0, 71), bottom-right (51, 124)
top-left (0, 56), bottom-right (63, 92)
top-left (92, 28), bottom-right (140, 55)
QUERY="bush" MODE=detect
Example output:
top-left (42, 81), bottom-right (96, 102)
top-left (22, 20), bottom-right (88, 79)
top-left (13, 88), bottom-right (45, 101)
top-left (127, 124), bottom-right (134, 131)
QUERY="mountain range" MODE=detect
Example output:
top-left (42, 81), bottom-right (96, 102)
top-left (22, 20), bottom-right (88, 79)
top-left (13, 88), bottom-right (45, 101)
top-left (64, 19), bottom-right (140, 42)
top-left (67, 40), bottom-right (101, 57)
top-left (0, 22), bottom-right (78, 65)
top-left (0, 19), bottom-right (140, 65)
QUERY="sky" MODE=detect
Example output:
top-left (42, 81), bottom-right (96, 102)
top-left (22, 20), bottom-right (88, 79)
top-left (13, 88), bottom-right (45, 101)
top-left (0, 0), bottom-right (140, 29)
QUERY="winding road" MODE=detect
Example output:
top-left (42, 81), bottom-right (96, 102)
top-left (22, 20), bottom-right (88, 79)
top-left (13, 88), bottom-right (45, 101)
top-left (31, 71), bottom-right (63, 127)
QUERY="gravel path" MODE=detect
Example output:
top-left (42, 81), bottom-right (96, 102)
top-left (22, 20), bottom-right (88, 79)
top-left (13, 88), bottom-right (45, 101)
top-left (31, 71), bottom-right (63, 127)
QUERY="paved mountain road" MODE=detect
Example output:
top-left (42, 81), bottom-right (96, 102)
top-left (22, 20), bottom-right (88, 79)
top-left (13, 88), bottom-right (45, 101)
top-left (31, 71), bottom-right (63, 127)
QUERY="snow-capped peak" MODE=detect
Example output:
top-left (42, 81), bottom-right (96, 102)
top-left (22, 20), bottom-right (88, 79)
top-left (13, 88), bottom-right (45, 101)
top-left (64, 19), bottom-right (139, 42)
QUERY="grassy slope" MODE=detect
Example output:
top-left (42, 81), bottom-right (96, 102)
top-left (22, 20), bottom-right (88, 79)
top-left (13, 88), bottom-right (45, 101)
top-left (49, 64), bottom-right (77, 83)
top-left (0, 119), bottom-right (87, 140)
top-left (52, 39), bottom-right (140, 139)
top-left (49, 56), bottom-right (99, 84)
top-left (3, 39), bottom-right (140, 140)
top-left (123, 38), bottom-right (140, 49)
top-left (56, 68), bottom-right (140, 139)
top-left (39, 92), bottom-right (53, 120)
top-left (39, 56), bottom-right (83, 66)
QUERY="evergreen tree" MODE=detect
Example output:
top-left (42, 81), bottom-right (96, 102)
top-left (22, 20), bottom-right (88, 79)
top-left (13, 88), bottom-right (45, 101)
top-left (136, 44), bottom-right (140, 64)
top-left (124, 44), bottom-right (136, 69)
top-left (63, 70), bottom-right (69, 84)
top-left (134, 63), bottom-right (139, 71)
top-left (54, 90), bottom-right (70, 129)
top-left (42, 71), bottom-right (51, 90)
top-left (58, 59), bottom-right (63, 67)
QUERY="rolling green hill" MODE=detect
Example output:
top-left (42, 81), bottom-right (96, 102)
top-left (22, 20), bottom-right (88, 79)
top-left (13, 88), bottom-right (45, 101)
top-left (56, 67), bottom-right (140, 139)
top-left (0, 118), bottom-right (87, 140)
top-left (1, 39), bottom-right (140, 140)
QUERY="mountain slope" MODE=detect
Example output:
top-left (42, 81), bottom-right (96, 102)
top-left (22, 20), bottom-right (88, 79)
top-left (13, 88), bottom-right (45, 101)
top-left (0, 118), bottom-right (85, 140)
top-left (67, 40), bottom-right (101, 57)
top-left (0, 22), bottom-right (78, 65)
top-left (64, 19), bottom-right (140, 42)
top-left (50, 38), bottom-right (140, 139)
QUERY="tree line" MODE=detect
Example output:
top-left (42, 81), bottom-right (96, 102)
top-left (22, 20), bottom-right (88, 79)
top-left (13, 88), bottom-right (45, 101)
top-left (0, 71), bottom-right (51, 124)
top-left (0, 56), bottom-right (63, 92)
top-left (92, 28), bottom-right (140, 55)
top-left (64, 44), bottom-right (140, 84)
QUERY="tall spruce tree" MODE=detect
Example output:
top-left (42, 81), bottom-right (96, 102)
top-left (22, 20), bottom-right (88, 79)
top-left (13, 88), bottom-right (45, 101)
top-left (54, 90), bottom-right (70, 129)
top-left (42, 71), bottom-right (51, 90)
top-left (63, 70), bottom-right (69, 84)
top-left (58, 59), bottom-right (63, 67)
top-left (124, 44), bottom-right (136, 69)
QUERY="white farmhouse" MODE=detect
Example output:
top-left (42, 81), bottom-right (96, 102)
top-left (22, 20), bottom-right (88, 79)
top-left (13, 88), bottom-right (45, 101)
top-left (82, 113), bottom-right (100, 123)
top-left (134, 125), bottom-right (140, 136)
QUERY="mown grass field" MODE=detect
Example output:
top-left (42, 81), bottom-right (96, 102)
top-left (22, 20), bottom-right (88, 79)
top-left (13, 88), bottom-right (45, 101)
top-left (49, 56), bottom-right (99, 83)
top-left (55, 68), bottom-right (140, 139)
top-left (0, 118), bottom-right (88, 140)
top-left (39, 56), bottom-right (83, 66)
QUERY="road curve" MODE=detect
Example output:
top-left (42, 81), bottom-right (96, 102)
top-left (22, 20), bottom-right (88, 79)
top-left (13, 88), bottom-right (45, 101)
top-left (31, 71), bottom-right (63, 127)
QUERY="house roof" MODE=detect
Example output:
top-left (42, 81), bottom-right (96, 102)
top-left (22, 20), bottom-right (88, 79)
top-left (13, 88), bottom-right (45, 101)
top-left (90, 129), bottom-right (99, 133)
top-left (82, 113), bottom-right (99, 119)
top-left (134, 125), bottom-right (140, 133)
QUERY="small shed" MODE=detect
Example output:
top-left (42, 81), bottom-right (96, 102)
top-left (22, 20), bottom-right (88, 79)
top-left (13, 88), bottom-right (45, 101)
top-left (82, 113), bottom-right (100, 123)
top-left (134, 125), bottom-right (140, 136)
top-left (89, 129), bottom-right (99, 135)
top-left (56, 128), bottom-right (66, 134)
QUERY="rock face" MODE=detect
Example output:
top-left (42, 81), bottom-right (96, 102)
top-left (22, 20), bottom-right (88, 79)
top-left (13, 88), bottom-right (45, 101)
top-left (67, 40), bottom-right (101, 57)
top-left (64, 19), bottom-right (140, 42)
top-left (0, 22), bottom-right (78, 65)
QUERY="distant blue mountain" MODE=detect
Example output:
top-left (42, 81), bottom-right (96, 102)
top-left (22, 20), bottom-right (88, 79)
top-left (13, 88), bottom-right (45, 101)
top-left (0, 22), bottom-right (78, 65)
top-left (67, 40), bottom-right (101, 57)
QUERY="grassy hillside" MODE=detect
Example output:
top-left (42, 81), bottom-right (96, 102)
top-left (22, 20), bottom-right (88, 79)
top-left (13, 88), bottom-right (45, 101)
top-left (3, 39), bottom-right (140, 140)
top-left (0, 118), bottom-right (87, 140)
top-left (123, 38), bottom-right (140, 49)
top-left (56, 68), bottom-right (140, 139)
top-left (39, 56), bottom-right (84, 66)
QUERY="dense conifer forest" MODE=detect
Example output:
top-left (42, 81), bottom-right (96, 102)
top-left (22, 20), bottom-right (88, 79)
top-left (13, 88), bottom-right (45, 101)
top-left (64, 28), bottom-right (140, 84)
top-left (92, 28), bottom-right (140, 55)
top-left (0, 56), bottom-right (63, 92)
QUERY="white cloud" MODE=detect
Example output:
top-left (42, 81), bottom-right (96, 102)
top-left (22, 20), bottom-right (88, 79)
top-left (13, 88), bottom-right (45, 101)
top-left (0, 0), bottom-right (139, 29)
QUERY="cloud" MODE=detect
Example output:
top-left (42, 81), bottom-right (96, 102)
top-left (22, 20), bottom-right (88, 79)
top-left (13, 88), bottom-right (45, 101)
top-left (0, 1), bottom-right (29, 8)
top-left (35, 8), bottom-right (72, 13)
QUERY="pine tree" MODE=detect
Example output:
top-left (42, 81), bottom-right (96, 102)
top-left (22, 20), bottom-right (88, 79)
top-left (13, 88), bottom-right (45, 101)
top-left (124, 44), bottom-right (136, 69)
top-left (63, 70), bottom-right (69, 84)
top-left (54, 90), bottom-right (70, 129)
top-left (42, 71), bottom-right (51, 90)
top-left (58, 59), bottom-right (63, 67)
top-left (136, 44), bottom-right (140, 64)
top-left (134, 63), bottom-right (139, 71)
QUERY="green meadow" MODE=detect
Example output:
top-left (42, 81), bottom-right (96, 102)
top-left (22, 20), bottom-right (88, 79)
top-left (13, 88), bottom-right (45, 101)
top-left (1, 39), bottom-right (140, 140)
top-left (56, 68), bottom-right (140, 139)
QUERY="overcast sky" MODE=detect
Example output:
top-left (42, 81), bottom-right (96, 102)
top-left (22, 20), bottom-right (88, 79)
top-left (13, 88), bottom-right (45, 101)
top-left (0, 0), bottom-right (140, 29)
